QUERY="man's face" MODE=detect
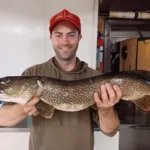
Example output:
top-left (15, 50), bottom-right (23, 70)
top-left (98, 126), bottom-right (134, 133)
top-left (50, 21), bottom-right (82, 61)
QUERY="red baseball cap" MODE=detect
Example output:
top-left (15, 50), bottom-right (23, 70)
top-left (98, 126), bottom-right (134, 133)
top-left (49, 9), bottom-right (81, 34)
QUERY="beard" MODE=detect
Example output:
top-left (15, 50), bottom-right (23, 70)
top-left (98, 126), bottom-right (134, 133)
top-left (53, 44), bottom-right (79, 61)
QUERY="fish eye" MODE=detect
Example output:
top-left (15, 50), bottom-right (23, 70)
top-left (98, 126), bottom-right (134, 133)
top-left (0, 81), bottom-right (6, 85)
top-left (0, 77), bottom-right (11, 86)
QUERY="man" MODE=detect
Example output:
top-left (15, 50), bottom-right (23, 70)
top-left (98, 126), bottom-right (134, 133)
top-left (0, 9), bottom-right (122, 150)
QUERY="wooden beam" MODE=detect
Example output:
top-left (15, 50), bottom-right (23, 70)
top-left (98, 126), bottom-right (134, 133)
top-left (103, 19), bottom-right (111, 73)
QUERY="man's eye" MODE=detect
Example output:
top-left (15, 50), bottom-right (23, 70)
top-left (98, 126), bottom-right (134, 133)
top-left (56, 35), bottom-right (61, 38)
top-left (69, 34), bottom-right (75, 37)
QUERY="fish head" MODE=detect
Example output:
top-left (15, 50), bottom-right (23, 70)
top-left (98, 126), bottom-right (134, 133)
top-left (0, 76), bottom-right (39, 105)
top-left (0, 77), bottom-right (11, 94)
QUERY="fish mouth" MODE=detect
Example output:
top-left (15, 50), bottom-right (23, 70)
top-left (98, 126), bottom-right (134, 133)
top-left (0, 93), bottom-right (10, 100)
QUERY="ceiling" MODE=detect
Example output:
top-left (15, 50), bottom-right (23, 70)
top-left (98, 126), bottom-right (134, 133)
top-left (99, 0), bottom-right (150, 15)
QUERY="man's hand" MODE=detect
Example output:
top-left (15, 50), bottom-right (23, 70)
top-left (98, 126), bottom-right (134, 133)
top-left (94, 83), bottom-right (122, 110)
top-left (22, 97), bottom-right (40, 116)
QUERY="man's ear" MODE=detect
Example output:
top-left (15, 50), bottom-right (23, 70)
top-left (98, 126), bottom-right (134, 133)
top-left (79, 34), bottom-right (82, 40)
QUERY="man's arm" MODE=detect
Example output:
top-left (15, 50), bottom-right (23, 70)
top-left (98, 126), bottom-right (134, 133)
top-left (0, 104), bottom-right (28, 127)
top-left (94, 83), bottom-right (122, 136)
top-left (97, 107), bottom-right (120, 136)
top-left (0, 66), bottom-right (41, 127)
top-left (0, 97), bottom-right (40, 127)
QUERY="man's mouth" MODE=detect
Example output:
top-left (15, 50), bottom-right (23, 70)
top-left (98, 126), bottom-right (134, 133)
top-left (60, 45), bottom-right (72, 50)
top-left (61, 48), bottom-right (69, 51)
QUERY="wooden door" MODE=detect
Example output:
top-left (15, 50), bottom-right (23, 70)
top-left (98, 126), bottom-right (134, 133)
top-left (120, 38), bottom-right (137, 71)
top-left (137, 39), bottom-right (150, 71)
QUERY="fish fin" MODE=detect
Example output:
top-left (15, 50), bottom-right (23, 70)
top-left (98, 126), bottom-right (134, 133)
top-left (132, 95), bottom-right (150, 111)
top-left (36, 80), bottom-right (43, 96)
top-left (35, 100), bottom-right (55, 119)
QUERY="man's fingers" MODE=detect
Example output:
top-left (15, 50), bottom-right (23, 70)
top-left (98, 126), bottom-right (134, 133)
top-left (113, 85), bottom-right (123, 99)
top-left (23, 106), bottom-right (37, 114)
top-left (26, 97), bottom-right (40, 107)
top-left (22, 97), bottom-right (40, 116)
top-left (100, 84), bottom-right (109, 103)
top-left (23, 106), bottom-right (39, 116)
top-left (94, 83), bottom-right (123, 110)
top-left (105, 83), bottom-right (116, 101)
top-left (33, 111), bottom-right (40, 116)
top-left (28, 109), bottom-right (38, 116)
top-left (94, 92), bottom-right (103, 105)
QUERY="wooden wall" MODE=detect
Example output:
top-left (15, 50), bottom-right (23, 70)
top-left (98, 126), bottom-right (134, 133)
top-left (137, 40), bottom-right (150, 71)
top-left (120, 38), bottom-right (137, 71)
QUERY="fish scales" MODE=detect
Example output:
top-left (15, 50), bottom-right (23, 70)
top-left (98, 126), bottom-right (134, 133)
top-left (1, 70), bottom-right (150, 118)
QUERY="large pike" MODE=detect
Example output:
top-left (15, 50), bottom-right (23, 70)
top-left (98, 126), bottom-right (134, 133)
top-left (0, 70), bottom-right (150, 119)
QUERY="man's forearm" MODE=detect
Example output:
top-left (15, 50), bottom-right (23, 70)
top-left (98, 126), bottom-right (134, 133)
top-left (98, 107), bottom-right (120, 135)
top-left (0, 104), bottom-right (28, 127)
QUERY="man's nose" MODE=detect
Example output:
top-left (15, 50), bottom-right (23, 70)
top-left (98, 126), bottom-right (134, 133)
top-left (61, 35), bottom-right (69, 44)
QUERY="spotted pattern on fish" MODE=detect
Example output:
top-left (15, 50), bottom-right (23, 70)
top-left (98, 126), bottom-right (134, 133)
top-left (1, 70), bottom-right (150, 118)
